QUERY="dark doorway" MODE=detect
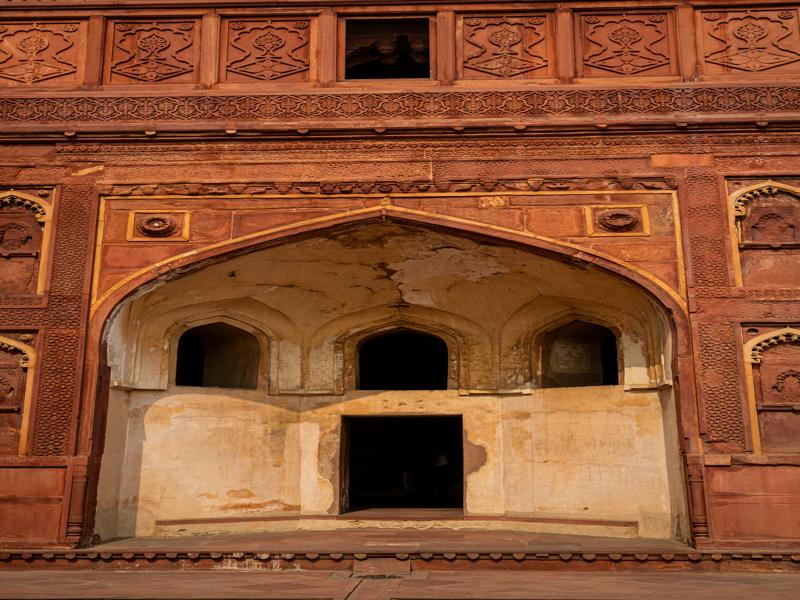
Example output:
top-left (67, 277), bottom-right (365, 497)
top-left (357, 329), bottom-right (448, 390)
top-left (342, 416), bottom-right (463, 511)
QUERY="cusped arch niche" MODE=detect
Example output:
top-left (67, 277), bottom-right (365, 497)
top-left (0, 335), bottom-right (36, 455)
top-left (744, 327), bottom-right (800, 453)
top-left (0, 190), bottom-right (52, 296)
top-left (731, 181), bottom-right (800, 287)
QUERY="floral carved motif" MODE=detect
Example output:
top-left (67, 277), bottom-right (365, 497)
top-left (0, 22), bottom-right (81, 85)
top-left (460, 15), bottom-right (549, 79)
top-left (107, 21), bottom-right (197, 84)
top-left (223, 19), bottom-right (310, 82)
top-left (580, 13), bottom-right (673, 77)
top-left (702, 10), bottom-right (800, 73)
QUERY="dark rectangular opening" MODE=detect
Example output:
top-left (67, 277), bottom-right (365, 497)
top-left (344, 18), bottom-right (431, 79)
top-left (341, 416), bottom-right (463, 511)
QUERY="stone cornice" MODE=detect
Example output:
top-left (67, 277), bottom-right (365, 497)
top-left (2, 86), bottom-right (800, 133)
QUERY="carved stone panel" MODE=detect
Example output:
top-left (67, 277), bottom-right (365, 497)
top-left (700, 9), bottom-right (800, 75)
top-left (748, 329), bottom-right (800, 453)
top-left (0, 337), bottom-right (31, 454)
top-left (0, 198), bottom-right (44, 296)
top-left (0, 22), bottom-right (84, 86)
top-left (105, 21), bottom-right (199, 84)
top-left (221, 18), bottom-right (311, 83)
top-left (577, 12), bottom-right (675, 78)
top-left (734, 183), bottom-right (800, 287)
top-left (458, 15), bottom-right (553, 80)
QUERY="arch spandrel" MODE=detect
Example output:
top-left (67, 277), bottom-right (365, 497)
top-left (90, 203), bottom-right (688, 330)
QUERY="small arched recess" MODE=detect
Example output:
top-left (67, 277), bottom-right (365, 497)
top-left (174, 322), bottom-right (260, 389)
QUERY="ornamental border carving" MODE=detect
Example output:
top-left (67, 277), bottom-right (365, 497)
top-left (101, 176), bottom-right (677, 198)
top-left (3, 86), bottom-right (800, 126)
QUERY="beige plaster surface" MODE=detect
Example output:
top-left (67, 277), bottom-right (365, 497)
top-left (95, 222), bottom-right (686, 541)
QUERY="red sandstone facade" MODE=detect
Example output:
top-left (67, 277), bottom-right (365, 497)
top-left (1, 0), bottom-right (800, 555)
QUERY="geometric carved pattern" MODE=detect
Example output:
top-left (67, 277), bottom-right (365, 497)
top-left (702, 9), bottom-right (800, 73)
top-left (461, 15), bottom-right (548, 79)
top-left (223, 19), bottom-right (310, 82)
top-left (9, 87), bottom-right (800, 124)
top-left (697, 322), bottom-right (747, 449)
top-left (32, 185), bottom-right (93, 456)
top-left (107, 21), bottom-right (197, 84)
top-left (685, 171), bottom-right (730, 288)
top-left (0, 22), bottom-right (81, 85)
top-left (580, 13), bottom-right (672, 76)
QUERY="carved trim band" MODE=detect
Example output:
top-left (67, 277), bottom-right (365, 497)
top-left (3, 86), bottom-right (800, 127)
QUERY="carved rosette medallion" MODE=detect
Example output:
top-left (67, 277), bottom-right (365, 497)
top-left (587, 206), bottom-right (647, 236)
top-left (579, 13), bottom-right (673, 77)
top-left (106, 21), bottom-right (198, 84)
top-left (223, 19), bottom-right (311, 82)
top-left (701, 9), bottom-right (800, 74)
top-left (0, 22), bottom-right (82, 85)
top-left (136, 215), bottom-right (178, 237)
top-left (460, 15), bottom-right (550, 79)
top-left (595, 209), bottom-right (640, 232)
top-left (128, 211), bottom-right (188, 241)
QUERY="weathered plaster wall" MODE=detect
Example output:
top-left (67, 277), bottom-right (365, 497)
top-left (96, 222), bottom-right (685, 540)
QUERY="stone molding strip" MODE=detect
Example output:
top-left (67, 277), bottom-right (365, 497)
top-left (1, 549), bottom-right (799, 570)
top-left (1, 86), bottom-right (800, 129)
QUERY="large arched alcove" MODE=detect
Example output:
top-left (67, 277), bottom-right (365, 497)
top-left (94, 220), bottom-right (687, 541)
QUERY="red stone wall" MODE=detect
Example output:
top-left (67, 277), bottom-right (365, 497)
top-left (1, 0), bottom-right (800, 548)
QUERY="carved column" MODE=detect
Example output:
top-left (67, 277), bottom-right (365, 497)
top-left (685, 455), bottom-right (710, 541)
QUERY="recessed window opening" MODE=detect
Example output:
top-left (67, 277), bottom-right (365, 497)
top-left (343, 416), bottom-right (463, 510)
top-left (345, 18), bottom-right (431, 79)
top-left (175, 322), bottom-right (259, 388)
top-left (357, 329), bottom-right (448, 390)
top-left (542, 320), bottom-right (619, 388)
